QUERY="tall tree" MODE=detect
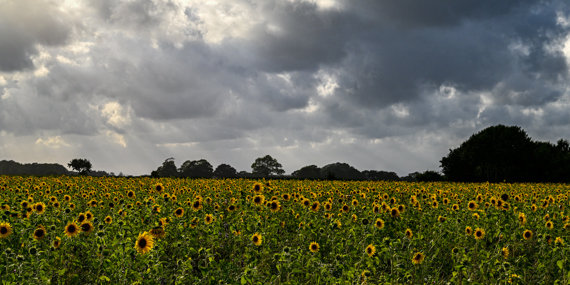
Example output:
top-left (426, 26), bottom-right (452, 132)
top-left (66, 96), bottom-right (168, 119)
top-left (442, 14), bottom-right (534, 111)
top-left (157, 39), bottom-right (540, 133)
top-left (213, 163), bottom-right (237, 178)
top-left (179, 159), bottom-right (213, 178)
top-left (156, 158), bottom-right (178, 177)
top-left (67, 158), bottom-right (92, 175)
top-left (251, 155), bottom-right (285, 177)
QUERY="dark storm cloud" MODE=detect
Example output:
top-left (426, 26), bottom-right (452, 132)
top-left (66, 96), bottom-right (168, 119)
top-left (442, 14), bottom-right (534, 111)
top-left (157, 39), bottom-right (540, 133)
top-left (0, 0), bottom-right (74, 72)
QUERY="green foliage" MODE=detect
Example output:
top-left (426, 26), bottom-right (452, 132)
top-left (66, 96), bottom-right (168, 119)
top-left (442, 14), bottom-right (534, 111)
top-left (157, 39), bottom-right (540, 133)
top-left (67, 158), bottom-right (92, 175)
top-left (251, 155), bottom-right (285, 177)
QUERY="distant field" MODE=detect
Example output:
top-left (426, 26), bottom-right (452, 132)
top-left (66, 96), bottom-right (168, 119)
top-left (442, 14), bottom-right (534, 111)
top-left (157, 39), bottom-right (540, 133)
top-left (0, 176), bottom-right (569, 284)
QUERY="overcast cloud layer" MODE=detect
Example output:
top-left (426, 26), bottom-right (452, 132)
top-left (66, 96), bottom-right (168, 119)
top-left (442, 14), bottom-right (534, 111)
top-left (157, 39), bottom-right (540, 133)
top-left (2, 0), bottom-right (570, 176)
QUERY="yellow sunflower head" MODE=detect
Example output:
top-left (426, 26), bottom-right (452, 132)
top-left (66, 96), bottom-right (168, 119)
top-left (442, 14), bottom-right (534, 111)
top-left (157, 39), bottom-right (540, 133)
top-left (309, 241), bottom-right (319, 253)
top-left (365, 244), bottom-right (376, 257)
top-left (134, 231), bottom-right (155, 254)
top-left (252, 232), bottom-right (262, 246)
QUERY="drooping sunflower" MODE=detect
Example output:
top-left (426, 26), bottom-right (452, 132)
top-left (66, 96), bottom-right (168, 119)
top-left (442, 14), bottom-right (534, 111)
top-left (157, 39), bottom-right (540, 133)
top-left (33, 227), bottom-right (46, 241)
top-left (405, 228), bottom-right (413, 239)
top-left (523, 230), bottom-right (533, 240)
top-left (174, 207), bottom-right (184, 218)
top-left (80, 221), bottom-right (94, 235)
top-left (374, 218), bottom-right (385, 230)
top-left (149, 226), bottom-right (166, 239)
top-left (412, 252), bottom-right (425, 265)
top-left (0, 222), bottom-right (13, 239)
top-left (365, 244), bottom-right (376, 257)
top-left (465, 226), bottom-right (473, 236)
top-left (309, 241), bottom-right (319, 253)
top-left (134, 231), bottom-right (155, 254)
top-left (104, 216), bottom-right (112, 224)
top-left (474, 228), bottom-right (485, 240)
top-left (252, 232), bottom-right (262, 246)
top-left (204, 214), bottom-right (214, 225)
top-left (473, 213), bottom-right (480, 220)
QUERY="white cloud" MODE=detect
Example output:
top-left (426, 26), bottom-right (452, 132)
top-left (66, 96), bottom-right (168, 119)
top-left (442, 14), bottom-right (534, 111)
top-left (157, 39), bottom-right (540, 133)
top-left (101, 102), bottom-right (132, 128)
top-left (35, 136), bottom-right (70, 148)
top-left (105, 131), bottom-right (127, 147)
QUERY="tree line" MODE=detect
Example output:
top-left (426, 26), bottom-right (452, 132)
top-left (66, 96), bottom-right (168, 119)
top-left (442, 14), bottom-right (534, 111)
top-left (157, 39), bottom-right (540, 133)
top-left (149, 155), bottom-right (418, 181)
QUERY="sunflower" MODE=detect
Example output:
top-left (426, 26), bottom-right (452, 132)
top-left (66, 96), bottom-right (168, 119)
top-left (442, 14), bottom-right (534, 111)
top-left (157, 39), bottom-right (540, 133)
top-left (342, 204), bottom-right (350, 213)
top-left (473, 213), bottom-right (480, 220)
top-left (531, 204), bottom-right (537, 212)
top-left (158, 218), bottom-right (169, 227)
top-left (134, 231), bottom-right (155, 254)
top-left (252, 232), bottom-right (262, 246)
top-left (474, 228), bottom-right (485, 240)
top-left (155, 183), bottom-right (164, 192)
top-left (518, 213), bottom-right (527, 225)
top-left (432, 201), bottom-right (438, 208)
top-left (174, 207), bottom-right (184, 218)
top-left (468, 201), bottom-right (478, 210)
top-left (412, 252), bottom-right (425, 265)
top-left (33, 227), bottom-right (46, 241)
top-left (545, 235), bottom-right (552, 244)
top-left (374, 218), bottom-right (385, 230)
top-left (227, 204), bottom-right (236, 212)
top-left (204, 214), bottom-right (214, 225)
top-left (405, 229), bottom-right (413, 239)
top-left (21, 201), bottom-right (29, 209)
top-left (544, 214), bottom-right (550, 222)
top-left (34, 202), bottom-right (46, 214)
top-left (546, 221), bottom-right (554, 229)
top-left (0, 222), bottom-right (13, 239)
top-left (465, 226), bottom-right (473, 236)
top-left (252, 183), bottom-right (263, 194)
top-left (270, 201), bottom-right (281, 213)
top-left (501, 246), bottom-right (509, 259)
top-left (365, 244), bottom-right (376, 257)
top-left (391, 208), bottom-right (400, 218)
top-left (309, 241), bottom-right (319, 253)
top-left (438, 216), bottom-right (446, 223)
top-left (149, 226), bottom-right (166, 239)
top-left (253, 195), bottom-right (265, 206)
top-left (104, 216), bottom-right (112, 224)
top-left (85, 211), bottom-right (93, 221)
top-left (77, 213), bottom-right (86, 223)
top-left (523, 230), bottom-right (533, 240)
top-left (303, 199), bottom-right (310, 207)
top-left (64, 195), bottom-right (71, 202)
top-left (152, 204), bottom-right (162, 213)
top-left (127, 190), bottom-right (135, 198)
top-left (452, 204), bottom-right (459, 211)
top-left (310, 201), bottom-right (320, 212)
top-left (80, 221), bottom-right (94, 234)
top-left (555, 237), bottom-right (564, 245)
top-left (53, 237), bottom-right (61, 249)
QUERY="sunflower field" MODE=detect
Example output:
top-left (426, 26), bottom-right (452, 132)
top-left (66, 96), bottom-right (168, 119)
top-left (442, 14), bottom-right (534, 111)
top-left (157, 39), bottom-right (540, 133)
top-left (1, 176), bottom-right (570, 284)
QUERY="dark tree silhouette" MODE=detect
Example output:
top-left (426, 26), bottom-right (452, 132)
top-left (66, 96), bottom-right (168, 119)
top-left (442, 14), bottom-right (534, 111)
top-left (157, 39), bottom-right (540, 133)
top-left (251, 155), bottom-right (285, 177)
top-left (441, 125), bottom-right (570, 182)
top-left (291, 165), bottom-right (321, 179)
top-left (213, 164), bottom-right (237, 178)
top-left (179, 159), bottom-right (213, 178)
top-left (68, 158), bottom-right (92, 175)
top-left (320, 162), bottom-right (363, 180)
top-left (156, 158), bottom-right (178, 177)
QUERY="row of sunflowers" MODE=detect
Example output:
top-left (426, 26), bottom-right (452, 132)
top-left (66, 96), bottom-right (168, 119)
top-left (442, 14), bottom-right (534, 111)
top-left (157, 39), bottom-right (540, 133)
top-left (1, 176), bottom-right (570, 284)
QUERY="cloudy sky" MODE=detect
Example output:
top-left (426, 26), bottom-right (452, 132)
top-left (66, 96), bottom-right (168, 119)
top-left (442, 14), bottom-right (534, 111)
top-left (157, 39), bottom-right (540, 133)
top-left (2, 0), bottom-right (570, 176)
